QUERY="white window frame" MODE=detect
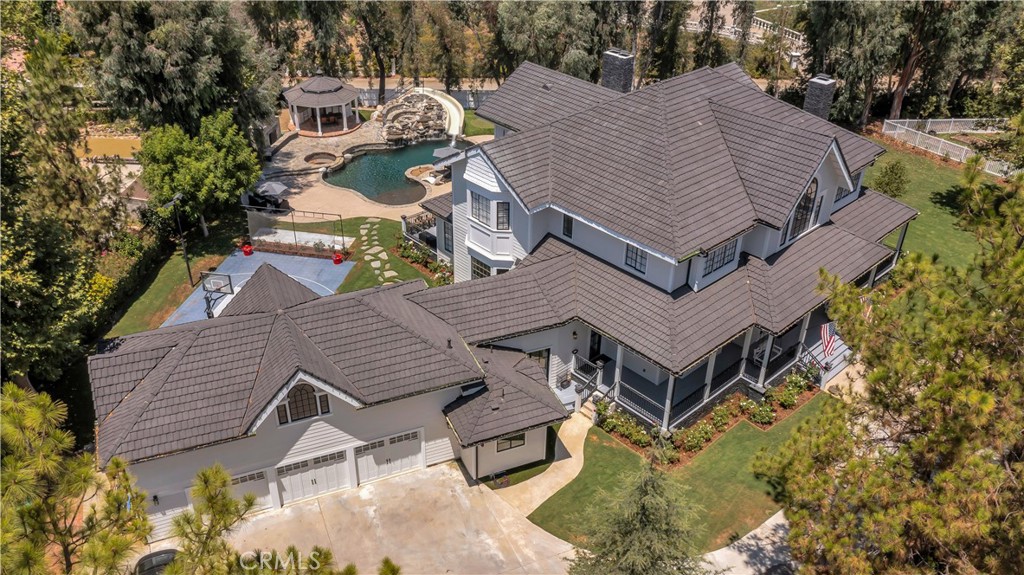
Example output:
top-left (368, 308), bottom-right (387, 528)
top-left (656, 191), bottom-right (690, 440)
top-left (496, 201), bottom-right (510, 231)
top-left (624, 244), bottom-right (648, 274)
top-left (470, 256), bottom-right (491, 279)
top-left (277, 384), bottom-right (331, 426)
top-left (702, 239), bottom-right (738, 277)
top-left (470, 191), bottom-right (492, 227)
top-left (496, 433), bottom-right (526, 452)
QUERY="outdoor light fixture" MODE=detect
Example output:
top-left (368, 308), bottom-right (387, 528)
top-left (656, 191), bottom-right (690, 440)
top-left (152, 494), bottom-right (159, 506)
top-left (572, 330), bottom-right (578, 340)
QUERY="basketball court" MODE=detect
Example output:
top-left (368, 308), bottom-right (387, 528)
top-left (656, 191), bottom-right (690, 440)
top-left (162, 250), bottom-right (354, 327)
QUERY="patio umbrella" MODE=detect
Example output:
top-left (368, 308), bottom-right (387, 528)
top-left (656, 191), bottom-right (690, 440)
top-left (257, 181), bottom-right (288, 197)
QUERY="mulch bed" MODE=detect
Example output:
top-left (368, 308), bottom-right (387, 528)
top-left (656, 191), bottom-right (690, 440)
top-left (747, 387), bottom-right (820, 431)
top-left (389, 245), bottom-right (438, 278)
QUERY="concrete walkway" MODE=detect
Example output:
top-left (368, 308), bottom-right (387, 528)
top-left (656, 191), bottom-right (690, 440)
top-left (495, 413), bottom-right (593, 516)
top-left (704, 510), bottom-right (792, 574)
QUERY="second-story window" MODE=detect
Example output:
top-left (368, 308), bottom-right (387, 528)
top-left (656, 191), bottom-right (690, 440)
top-left (562, 214), bottom-right (574, 238)
top-left (470, 256), bottom-right (491, 279)
top-left (471, 191), bottom-right (491, 226)
top-left (624, 244), bottom-right (647, 274)
top-left (496, 202), bottom-right (510, 230)
top-left (787, 178), bottom-right (819, 242)
top-left (835, 185), bottom-right (854, 202)
top-left (703, 239), bottom-right (738, 276)
top-left (442, 220), bottom-right (453, 252)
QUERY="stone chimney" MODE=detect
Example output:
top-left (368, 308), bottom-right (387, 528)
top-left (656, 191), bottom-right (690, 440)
top-left (600, 48), bottom-right (635, 93)
top-left (804, 74), bottom-right (837, 120)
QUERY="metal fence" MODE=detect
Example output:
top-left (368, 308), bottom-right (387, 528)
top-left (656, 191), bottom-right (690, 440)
top-left (245, 207), bottom-right (353, 258)
top-left (358, 88), bottom-right (494, 109)
top-left (881, 119), bottom-right (1020, 178)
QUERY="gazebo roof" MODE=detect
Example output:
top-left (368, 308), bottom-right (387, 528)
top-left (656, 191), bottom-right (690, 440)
top-left (283, 76), bottom-right (361, 108)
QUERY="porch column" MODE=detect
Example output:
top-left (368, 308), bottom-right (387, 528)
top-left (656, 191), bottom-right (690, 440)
top-left (892, 221), bottom-right (909, 268)
top-left (703, 349), bottom-right (718, 400)
top-left (354, 99), bottom-right (361, 123)
top-left (739, 327), bottom-right (754, 375)
top-left (798, 311), bottom-right (812, 349)
top-left (290, 105), bottom-right (299, 131)
top-left (613, 345), bottom-right (624, 399)
top-left (757, 333), bottom-right (775, 387)
top-left (661, 374), bottom-right (676, 431)
top-left (867, 263), bottom-right (878, 286)
top-left (343, 104), bottom-right (349, 131)
top-left (316, 107), bottom-right (322, 136)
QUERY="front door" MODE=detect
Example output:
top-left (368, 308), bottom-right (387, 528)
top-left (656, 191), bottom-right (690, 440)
top-left (589, 332), bottom-right (603, 361)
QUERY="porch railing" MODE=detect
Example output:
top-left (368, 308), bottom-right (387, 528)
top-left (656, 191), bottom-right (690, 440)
top-left (615, 379), bottom-right (663, 426)
top-left (709, 357), bottom-right (744, 395)
top-left (669, 385), bottom-right (706, 423)
top-left (572, 355), bottom-right (602, 407)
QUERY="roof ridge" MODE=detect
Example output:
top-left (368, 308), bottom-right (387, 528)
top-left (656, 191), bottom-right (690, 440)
top-left (709, 100), bottom-right (835, 141)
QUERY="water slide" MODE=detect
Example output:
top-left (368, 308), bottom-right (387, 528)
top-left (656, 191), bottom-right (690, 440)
top-left (410, 87), bottom-right (465, 138)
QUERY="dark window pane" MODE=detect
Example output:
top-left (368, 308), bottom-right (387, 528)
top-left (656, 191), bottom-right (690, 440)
top-left (625, 244), bottom-right (647, 273)
top-left (497, 433), bottom-right (526, 452)
top-left (496, 202), bottom-right (510, 230)
top-left (470, 257), bottom-right (491, 279)
top-left (287, 384), bottom-right (318, 421)
top-left (443, 221), bottom-right (453, 252)
top-left (277, 404), bottom-right (289, 425)
top-left (318, 394), bottom-right (330, 414)
top-left (562, 215), bottom-right (573, 238)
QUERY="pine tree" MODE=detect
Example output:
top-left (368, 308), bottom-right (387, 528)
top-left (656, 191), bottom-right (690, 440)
top-left (692, 0), bottom-right (728, 69)
top-left (567, 460), bottom-right (710, 575)
top-left (166, 465), bottom-right (257, 575)
top-left (730, 0), bottom-right (756, 66)
top-left (755, 185), bottom-right (1024, 573)
top-left (1, 384), bottom-right (152, 574)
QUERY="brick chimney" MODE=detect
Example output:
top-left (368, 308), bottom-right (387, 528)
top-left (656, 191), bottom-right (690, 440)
top-left (803, 74), bottom-right (836, 120)
top-left (600, 48), bottom-right (635, 93)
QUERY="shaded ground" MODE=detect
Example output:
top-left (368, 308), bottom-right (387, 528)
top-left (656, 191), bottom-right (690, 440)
top-left (529, 394), bottom-right (830, 553)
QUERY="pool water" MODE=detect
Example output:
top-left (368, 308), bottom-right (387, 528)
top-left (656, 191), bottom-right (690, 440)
top-left (323, 141), bottom-right (467, 205)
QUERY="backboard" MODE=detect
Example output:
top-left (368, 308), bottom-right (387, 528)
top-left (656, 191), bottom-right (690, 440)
top-left (200, 272), bottom-right (234, 295)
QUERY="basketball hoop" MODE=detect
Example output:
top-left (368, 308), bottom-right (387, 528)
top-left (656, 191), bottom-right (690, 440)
top-left (199, 272), bottom-right (233, 319)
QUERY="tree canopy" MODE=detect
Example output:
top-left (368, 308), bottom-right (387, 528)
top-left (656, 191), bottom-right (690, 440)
top-left (756, 177), bottom-right (1024, 573)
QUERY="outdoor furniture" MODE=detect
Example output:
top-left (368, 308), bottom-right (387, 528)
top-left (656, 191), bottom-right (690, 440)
top-left (752, 342), bottom-right (782, 367)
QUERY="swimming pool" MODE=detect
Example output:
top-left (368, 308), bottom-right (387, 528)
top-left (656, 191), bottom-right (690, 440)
top-left (323, 141), bottom-right (467, 205)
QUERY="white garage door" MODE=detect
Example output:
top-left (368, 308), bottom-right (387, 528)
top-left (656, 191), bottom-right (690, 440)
top-left (355, 430), bottom-right (423, 484)
top-left (149, 491), bottom-right (189, 541)
top-left (230, 471), bottom-right (272, 510)
top-left (276, 450), bottom-right (350, 505)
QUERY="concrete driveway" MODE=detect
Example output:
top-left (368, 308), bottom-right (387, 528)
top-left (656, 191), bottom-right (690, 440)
top-left (230, 463), bottom-right (574, 575)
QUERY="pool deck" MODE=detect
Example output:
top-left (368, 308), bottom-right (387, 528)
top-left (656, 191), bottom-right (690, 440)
top-left (264, 120), bottom-right (386, 175)
top-left (263, 134), bottom-right (494, 220)
top-left (162, 251), bottom-right (354, 327)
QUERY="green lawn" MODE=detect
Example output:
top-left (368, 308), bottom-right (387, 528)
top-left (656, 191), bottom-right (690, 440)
top-left (463, 110), bottom-right (494, 137)
top-left (485, 424), bottom-right (561, 489)
top-left (106, 214), bottom-right (245, 337)
top-left (864, 138), bottom-right (982, 269)
top-left (336, 217), bottom-right (436, 293)
top-left (529, 393), bottom-right (831, 553)
top-left (358, 109), bottom-right (374, 122)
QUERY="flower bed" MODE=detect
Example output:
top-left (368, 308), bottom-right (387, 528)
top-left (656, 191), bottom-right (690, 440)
top-left (595, 363), bottom-right (822, 466)
top-left (395, 239), bottom-right (453, 285)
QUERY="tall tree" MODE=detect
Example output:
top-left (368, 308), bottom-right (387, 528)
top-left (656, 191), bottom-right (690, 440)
top-left (756, 188), bottom-right (1024, 573)
top-left (244, 1), bottom-right (302, 77)
top-left (637, 0), bottom-right (692, 85)
top-left (730, 0), bottom-right (756, 66)
top-left (301, 0), bottom-right (350, 77)
top-left (693, 0), bottom-right (728, 69)
top-left (165, 465), bottom-right (256, 575)
top-left (424, 2), bottom-right (467, 93)
top-left (567, 459), bottom-right (710, 575)
top-left (139, 111), bottom-right (260, 238)
top-left (1, 384), bottom-right (152, 574)
top-left (395, 1), bottom-right (422, 86)
top-left (492, 1), bottom-right (599, 82)
top-left (68, 1), bottom-right (279, 134)
top-left (997, 9), bottom-right (1024, 113)
top-left (352, 1), bottom-right (397, 105)
top-left (887, 1), bottom-right (961, 119)
top-left (588, 0), bottom-right (627, 81)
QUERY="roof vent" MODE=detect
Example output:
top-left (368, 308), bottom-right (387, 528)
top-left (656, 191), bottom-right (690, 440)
top-left (447, 338), bottom-right (452, 349)
top-left (542, 83), bottom-right (552, 91)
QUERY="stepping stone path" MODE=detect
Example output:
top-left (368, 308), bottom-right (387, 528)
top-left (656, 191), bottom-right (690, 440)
top-left (357, 219), bottom-right (397, 285)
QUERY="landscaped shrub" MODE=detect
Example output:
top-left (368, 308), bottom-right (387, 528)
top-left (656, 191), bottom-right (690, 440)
top-left (651, 435), bottom-right (680, 465)
top-left (710, 403), bottom-right (735, 431)
top-left (598, 410), bottom-right (652, 447)
top-left (749, 403), bottom-right (776, 425)
top-left (680, 421), bottom-right (715, 452)
top-left (739, 398), bottom-right (758, 415)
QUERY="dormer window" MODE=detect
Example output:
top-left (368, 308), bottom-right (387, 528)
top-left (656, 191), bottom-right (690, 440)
top-left (276, 384), bottom-right (331, 425)
top-left (703, 239), bottom-right (738, 277)
top-left (625, 244), bottom-right (647, 274)
top-left (783, 178), bottom-right (820, 244)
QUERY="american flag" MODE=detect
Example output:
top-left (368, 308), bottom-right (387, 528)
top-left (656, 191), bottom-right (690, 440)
top-left (821, 322), bottom-right (838, 357)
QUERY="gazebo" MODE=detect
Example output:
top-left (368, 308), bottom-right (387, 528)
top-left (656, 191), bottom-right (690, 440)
top-left (283, 75), bottom-right (362, 137)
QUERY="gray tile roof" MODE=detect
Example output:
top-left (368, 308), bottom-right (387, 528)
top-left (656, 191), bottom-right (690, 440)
top-left (830, 189), bottom-right (919, 242)
top-left (444, 347), bottom-right (568, 447)
top-left (477, 64), bottom-right (885, 259)
top-left (420, 193), bottom-right (453, 221)
top-left (220, 263), bottom-right (320, 316)
top-left (90, 280), bottom-right (485, 464)
top-left (283, 76), bottom-right (361, 108)
top-left (412, 225), bottom-right (894, 375)
top-left (475, 61), bottom-right (620, 132)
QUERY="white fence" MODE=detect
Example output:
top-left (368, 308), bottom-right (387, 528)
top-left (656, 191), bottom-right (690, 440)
top-left (882, 119), bottom-right (1019, 178)
top-left (683, 17), bottom-right (806, 47)
top-left (884, 117), bottom-right (1008, 134)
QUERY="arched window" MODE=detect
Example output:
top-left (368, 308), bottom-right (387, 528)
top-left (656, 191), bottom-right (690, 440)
top-left (788, 178), bottom-right (819, 242)
top-left (286, 384), bottom-right (319, 421)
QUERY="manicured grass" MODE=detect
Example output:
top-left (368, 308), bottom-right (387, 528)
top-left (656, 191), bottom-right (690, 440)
top-left (358, 109), bottom-right (374, 122)
top-left (529, 393), bottom-right (831, 553)
top-left (864, 137), bottom-right (982, 269)
top-left (336, 217), bottom-right (436, 293)
top-left (485, 424), bottom-right (561, 489)
top-left (105, 214), bottom-right (245, 337)
top-left (462, 110), bottom-right (494, 137)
